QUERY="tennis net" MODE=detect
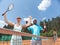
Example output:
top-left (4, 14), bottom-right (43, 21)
top-left (0, 28), bottom-right (60, 45)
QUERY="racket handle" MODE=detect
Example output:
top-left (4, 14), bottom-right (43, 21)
top-left (2, 11), bottom-right (8, 16)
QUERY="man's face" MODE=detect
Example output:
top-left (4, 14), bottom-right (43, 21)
top-left (33, 20), bottom-right (37, 24)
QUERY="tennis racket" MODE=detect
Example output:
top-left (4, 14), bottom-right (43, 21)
top-left (2, 3), bottom-right (14, 16)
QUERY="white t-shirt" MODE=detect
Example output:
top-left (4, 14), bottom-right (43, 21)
top-left (11, 24), bottom-right (22, 39)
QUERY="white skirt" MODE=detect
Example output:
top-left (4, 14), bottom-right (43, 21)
top-left (10, 35), bottom-right (22, 45)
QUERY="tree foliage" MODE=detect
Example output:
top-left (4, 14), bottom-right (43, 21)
top-left (40, 16), bottom-right (60, 37)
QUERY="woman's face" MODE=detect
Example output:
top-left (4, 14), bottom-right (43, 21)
top-left (17, 18), bottom-right (21, 23)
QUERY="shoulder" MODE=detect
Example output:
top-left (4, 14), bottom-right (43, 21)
top-left (27, 25), bottom-right (33, 29)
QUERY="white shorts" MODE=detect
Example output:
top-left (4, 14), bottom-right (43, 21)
top-left (31, 38), bottom-right (42, 45)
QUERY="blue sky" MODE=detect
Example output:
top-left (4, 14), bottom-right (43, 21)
top-left (0, 0), bottom-right (60, 24)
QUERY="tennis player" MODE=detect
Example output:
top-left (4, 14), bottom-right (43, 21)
top-left (3, 13), bottom-right (32, 45)
top-left (27, 18), bottom-right (46, 45)
top-left (53, 29), bottom-right (57, 42)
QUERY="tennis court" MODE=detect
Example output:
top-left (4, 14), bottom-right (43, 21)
top-left (0, 38), bottom-right (60, 45)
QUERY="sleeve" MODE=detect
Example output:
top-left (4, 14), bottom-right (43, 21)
top-left (27, 26), bottom-right (32, 31)
top-left (40, 26), bottom-right (43, 30)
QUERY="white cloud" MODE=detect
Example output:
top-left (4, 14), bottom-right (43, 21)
top-left (38, 0), bottom-right (51, 11)
top-left (0, 20), bottom-right (7, 28)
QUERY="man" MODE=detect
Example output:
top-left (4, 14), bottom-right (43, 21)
top-left (53, 29), bottom-right (57, 42)
top-left (27, 19), bottom-right (46, 45)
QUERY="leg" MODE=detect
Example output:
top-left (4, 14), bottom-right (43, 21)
top-left (10, 39), bottom-right (16, 45)
top-left (37, 39), bottom-right (42, 45)
top-left (17, 39), bottom-right (22, 45)
top-left (10, 40), bottom-right (13, 45)
top-left (31, 40), bottom-right (37, 45)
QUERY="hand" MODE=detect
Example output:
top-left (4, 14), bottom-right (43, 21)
top-left (2, 11), bottom-right (7, 16)
top-left (2, 13), bottom-right (6, 16)
top-left (28, 16), bottom-right (32, 20)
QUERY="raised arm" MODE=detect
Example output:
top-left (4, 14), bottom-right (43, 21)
top-left (25, 16), bottom-right (32, 27)
top-left (3, 13), bottom-right (14, 26)
top-left (43, 22), bottom-right (47, 33)
top-left (22, 16), bottom-right (32, 29)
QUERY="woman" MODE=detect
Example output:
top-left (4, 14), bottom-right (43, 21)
top-left (3, 13), bottom-right (32, 45)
